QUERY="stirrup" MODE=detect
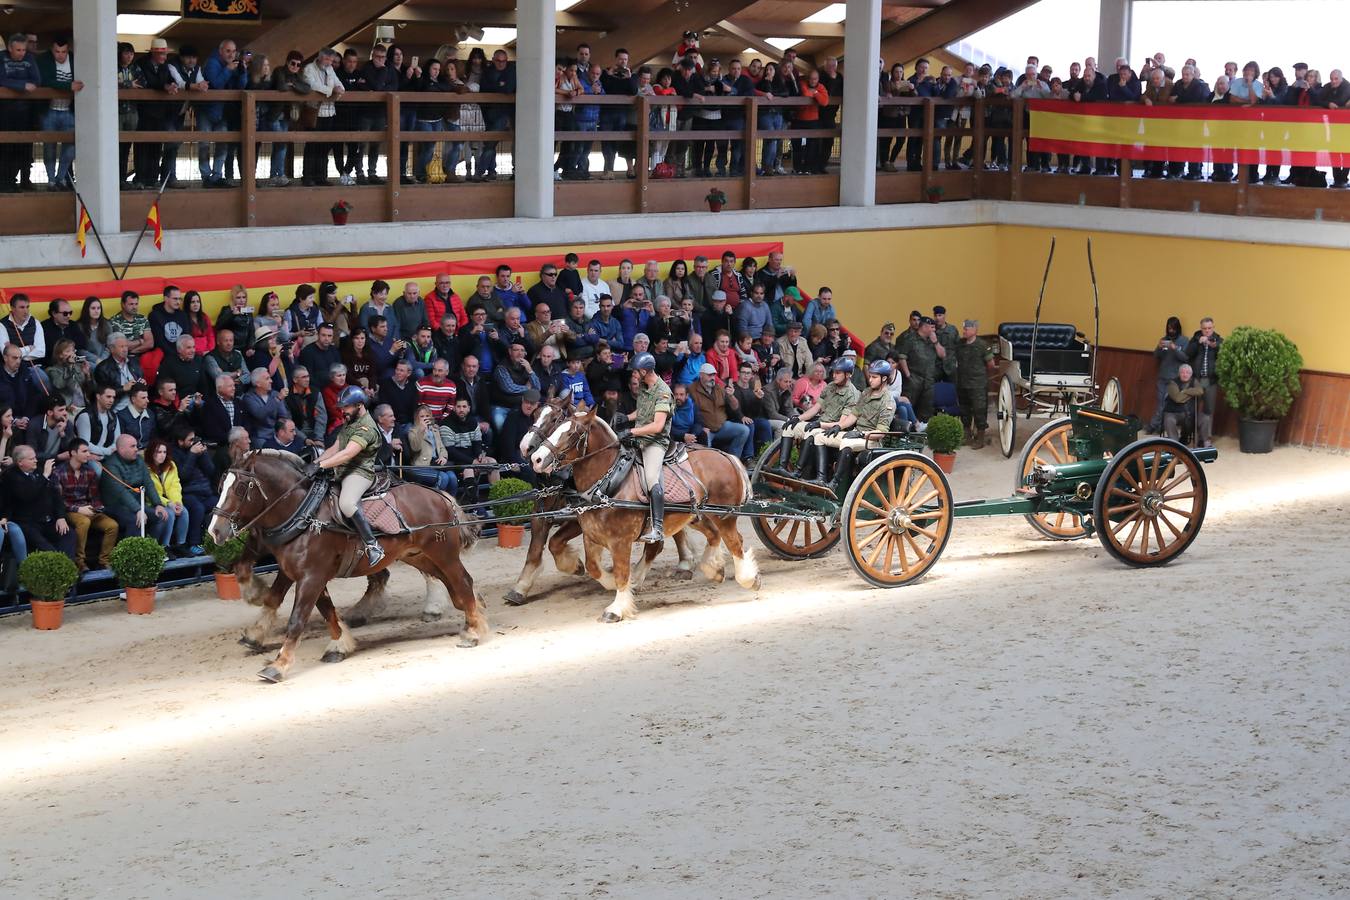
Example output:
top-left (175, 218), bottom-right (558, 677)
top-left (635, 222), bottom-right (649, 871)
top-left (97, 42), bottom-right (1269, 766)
top-left (363, 541), bottom-right (386, 565)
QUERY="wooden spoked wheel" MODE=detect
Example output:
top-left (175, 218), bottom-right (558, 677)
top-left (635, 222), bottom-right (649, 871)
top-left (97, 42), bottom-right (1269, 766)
top-left (750, 443), bottom-right (841, 560)
top-left (1101, 377), bottom-right (1123, 414)
top-left (1094, 438), bottom-right (1208, 567)
top-left (1017, 417), bottom-right (1092, 541)
top-left (841, 452), bottom-right (953, 588)
top-left (997, 374), bottom-right (1017, 458)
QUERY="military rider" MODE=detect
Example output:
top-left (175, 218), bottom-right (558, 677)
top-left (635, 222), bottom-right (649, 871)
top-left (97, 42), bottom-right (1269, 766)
top-left (777, 357), bottom-right (859, 482)
top-left (618, 352), bottom-right (672, 543)
top-left (816, 359), bottom-right (898, 485)
top-left (953, 319), bottom-right (995, 448)
top-left (311, 385), bottom-right (386, 565)
top-left (897, 316), bottom-right (944, 421)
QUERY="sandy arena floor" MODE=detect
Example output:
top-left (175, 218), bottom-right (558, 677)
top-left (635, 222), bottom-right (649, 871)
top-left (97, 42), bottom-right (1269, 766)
top-left (1, 433), bottom-right (1347, 899)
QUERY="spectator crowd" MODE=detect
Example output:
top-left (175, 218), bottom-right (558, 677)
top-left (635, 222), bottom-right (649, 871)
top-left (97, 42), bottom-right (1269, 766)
top-left (0, 247), bottom-right (1002, 584)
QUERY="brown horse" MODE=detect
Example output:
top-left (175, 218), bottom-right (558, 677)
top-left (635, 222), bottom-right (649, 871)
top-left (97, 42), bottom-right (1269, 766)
top-left (528, 406), bottom-right (759, 622)
top-left (208, 449), bottom-right (487, 682)
top-left (506, 398), bottom-right (696, 606)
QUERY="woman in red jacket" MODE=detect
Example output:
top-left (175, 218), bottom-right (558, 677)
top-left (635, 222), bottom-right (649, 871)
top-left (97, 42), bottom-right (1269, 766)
top-left (792, 69), bottom-right (830, 174)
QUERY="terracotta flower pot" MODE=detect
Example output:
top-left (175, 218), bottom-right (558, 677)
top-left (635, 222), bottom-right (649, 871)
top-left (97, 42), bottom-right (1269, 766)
top-left (31, 599), bottom-right (64, 630)
top-left (708, 201), bottom-right (723, 212)
top-left (331, 211), bottom-right (349, 225)
top-left (126, 586), bottom-right (156, 615)
top-left (497, 523), bottom-right (525, 549)
top-left (214, 572), bottom-right (241, 601)
top-left (932, 450), bottom-right (956, 473)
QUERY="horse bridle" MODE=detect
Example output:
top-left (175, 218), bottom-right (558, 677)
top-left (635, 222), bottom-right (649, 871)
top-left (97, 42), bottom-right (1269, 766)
top-left (210, 465), bottom-right (307, 538)
top-left (533, 415), bottom-right (620, 474)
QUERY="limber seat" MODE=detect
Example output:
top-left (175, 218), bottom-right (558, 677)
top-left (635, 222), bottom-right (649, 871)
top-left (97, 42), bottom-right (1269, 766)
top-left (998, 321), bottom-right (1092, 384)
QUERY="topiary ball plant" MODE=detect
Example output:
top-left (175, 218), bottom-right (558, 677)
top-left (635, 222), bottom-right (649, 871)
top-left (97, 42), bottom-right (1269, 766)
top-left (1216, 326), bottom-right (1303, 421)
top-left (109, 537), bottom-right (167, 589)
top-left (489, 477), bottom-right (535, 521)
top-left (19, 551), bottom-right (80, 601)
top-left (924, 413), bottom-right (965, 454)
top-left (203, 529), bottom-right (250, 573)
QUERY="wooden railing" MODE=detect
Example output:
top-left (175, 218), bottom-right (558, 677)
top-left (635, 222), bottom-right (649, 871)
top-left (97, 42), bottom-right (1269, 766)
top-left (2, 91), bottom-right (1349, 235)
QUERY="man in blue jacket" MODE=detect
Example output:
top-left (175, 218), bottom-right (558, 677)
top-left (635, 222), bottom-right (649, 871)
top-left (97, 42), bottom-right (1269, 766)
top-left (200, 39), bottom-right (247, 187)
top-left (0, 33), bottom-right (41, 193)
top-left (478, 50), bottom-right (516, 180)
top-left (585, 294), bottom-right (624, 349)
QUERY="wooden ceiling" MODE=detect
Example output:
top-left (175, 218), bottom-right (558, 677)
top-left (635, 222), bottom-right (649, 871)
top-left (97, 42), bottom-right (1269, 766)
top-left (9, 0), bottom-right (1001, 69)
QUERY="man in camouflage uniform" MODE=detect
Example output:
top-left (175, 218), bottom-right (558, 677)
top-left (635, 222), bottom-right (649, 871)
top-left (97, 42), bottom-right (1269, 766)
top-left (777, 357), bottom-right (858, 482)
top-left (313, 385), bottom-right (386, 565)
top-left (932, 305), bottom-right (960, 381)
top-left (898, 316), bottom-right (945, 421)
top-left (953, 319), bottom-right (995, 448)
top-left (620, 352), bottom-right (672, 542)
top-left (817, 359), bottom-right (897, 486)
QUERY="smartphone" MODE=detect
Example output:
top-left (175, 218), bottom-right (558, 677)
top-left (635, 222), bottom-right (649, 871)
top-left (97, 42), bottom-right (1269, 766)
top-left (344, 293), bottom-right (354, 303)
top-left (410, 55), bottom-right (420, 70)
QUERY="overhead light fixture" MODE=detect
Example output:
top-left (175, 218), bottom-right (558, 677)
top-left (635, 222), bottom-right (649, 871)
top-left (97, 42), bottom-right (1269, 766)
top-left (461, 27), bottom-right (515, 45)
top-left (116, 13), bottom-right (179, 35)
top-left (802, 3), bottom-right (846, 24)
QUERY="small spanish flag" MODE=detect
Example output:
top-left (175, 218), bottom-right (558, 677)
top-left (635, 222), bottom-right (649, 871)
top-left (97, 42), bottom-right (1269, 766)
top-left (76, 204), bottom-right (92, 258)
top-left (146, 200), bottom-right (163, 251)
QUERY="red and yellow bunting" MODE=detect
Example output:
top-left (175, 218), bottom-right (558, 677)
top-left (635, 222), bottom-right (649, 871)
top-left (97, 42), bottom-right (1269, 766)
top-left (75, 205), bottom-right (92, 258)
top-left (1028, 100), bottom-right (1350, 166)
top-left (147, 201), bottom-right (163, 251)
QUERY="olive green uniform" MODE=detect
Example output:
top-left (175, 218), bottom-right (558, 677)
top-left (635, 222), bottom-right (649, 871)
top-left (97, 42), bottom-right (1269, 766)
top-left (953, 337), bottom-right (994, 437)
top-left (933, 323), bottom-right (960, 379)
top-left (634, 378), bottom-right (673, 488)
top-left (819, 388), bottom-right (896, 451)
top-left (333, 412), bottom-right (381, 518)
top-left (782, 379), bottom-right (859, 440)
top-left (899, 334), bottom-right (940, 421)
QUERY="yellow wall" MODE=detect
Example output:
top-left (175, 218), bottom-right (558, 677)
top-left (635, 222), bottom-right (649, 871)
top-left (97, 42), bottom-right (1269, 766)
top-left (3, 224), bottom-right (1344, 372)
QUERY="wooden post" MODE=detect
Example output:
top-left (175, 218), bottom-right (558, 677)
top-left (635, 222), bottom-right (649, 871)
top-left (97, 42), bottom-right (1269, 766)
top-left (1010, 98), bottom-right (1024, 201)
top-left (241, 92), bottom-right (256, 228)
top-left (920, 98), bottom-right (935, 197)
top-left (1235, 159), bottom-right (1249, 216)
top-left (743, 96), bottom-right (757, 209)
top-left (636, 95), bottom-right (650, 213)
top-left (972, 97), bottom-right (985, 196)
top-left (1118, 150), bottom-right (1131, 208)
top-left (386, 94), bottom-right (399, 222)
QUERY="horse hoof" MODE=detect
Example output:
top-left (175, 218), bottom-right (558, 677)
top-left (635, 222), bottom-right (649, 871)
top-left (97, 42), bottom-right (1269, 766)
top-left (239, 635), bottom-right (265, 653)
top-left (457, 635), bottom-right (480, 648)
top-left (346, 616), bottom-right (367, 629)
top-left (751, 575), bottom-right (762, 591)
top-left (599, 611), bottom-right (622, 624)
top-left (421, 611), bottom-right (443, 623)
top-left (257, 666), bottom-right (284, 683)
top-left (320, 651), bottom-right (346, 664)
top-left (673, 568), bottom-right (694, 581)
top-left (503, 590), bottom-right (528, 607)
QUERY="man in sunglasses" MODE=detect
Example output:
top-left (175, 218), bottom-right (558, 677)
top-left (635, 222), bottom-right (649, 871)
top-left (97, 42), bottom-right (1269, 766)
top-left (526, 264), bottom-right (570, 320)
top-left (41, 298), bottom-right (87, 366)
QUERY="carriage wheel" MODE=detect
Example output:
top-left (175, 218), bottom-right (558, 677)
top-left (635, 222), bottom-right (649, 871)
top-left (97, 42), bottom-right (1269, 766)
top-left (1101, 377), bottom-right (1123, 414)
top-left (749, 443), bottom-right (841, 560)
top-left (1017, 417), bottom-right (1091, 541)
top-left (996, 374), bottom-right (1017, 458)
top-left (1094, 438), bottom-right (1208, 567)
top-left (841, 452), bottom-right (953, 588)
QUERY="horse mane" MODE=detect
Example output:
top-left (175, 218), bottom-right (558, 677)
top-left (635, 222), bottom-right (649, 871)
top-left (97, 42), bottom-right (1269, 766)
top-left (248, 448), bottom-right (307, 472)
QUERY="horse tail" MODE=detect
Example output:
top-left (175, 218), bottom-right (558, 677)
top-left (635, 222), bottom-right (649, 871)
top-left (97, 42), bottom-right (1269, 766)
top-left (443, 492), bottom-right (481, 551)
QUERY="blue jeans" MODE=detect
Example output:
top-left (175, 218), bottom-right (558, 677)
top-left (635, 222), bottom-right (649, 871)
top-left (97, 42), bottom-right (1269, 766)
top-left (489, 405), bottom-right (511, 433)
top-left (408, 466), bottom-right (459, 494)
top-left (266, 117), bottom-right (289, 178)
top-left (708, 421), bottom-right (752, 459)
top-left (750, 418), bottom-right (774, 456)
top-left (758, 109), bottom-right (783, 171)
top-left (196, 112), bottom-right (230, 181)
top-left (41, 108), bottom-right (75, 186)
top-left (1, 520), bottom-right (28, 563)
top-left (894, 400), bottom-right (918, 428)
top-left (165, 504), bottom-right (191, 545)
top-left (441, 121), bottom-right (463, 177)
top-left (571, 119), bottom-right (598, 173)
top-left (479, 110), bottom-right (511, 175)
top-left (414, 119), bottom-right (443, 180)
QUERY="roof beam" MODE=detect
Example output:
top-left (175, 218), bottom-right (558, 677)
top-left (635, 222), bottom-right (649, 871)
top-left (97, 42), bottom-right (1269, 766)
top-left (377, 4), bottom-right (611, 30)
top-left (720, 19), bottom-right (844, 39)
top-left (714, 19), bottom-right (786, 62)
top-left (818, 0), bottom-right (1037, 64)
top-left (247, 0), bottom-right (403, 63)
top-left (590, 0), bottom-right (761, 67)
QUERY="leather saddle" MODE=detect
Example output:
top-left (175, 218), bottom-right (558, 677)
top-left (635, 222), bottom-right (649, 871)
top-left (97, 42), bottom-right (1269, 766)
top-left (265, 470), bottom-right (411, 544)
top-left (595, 443), bottom-right (706, 505)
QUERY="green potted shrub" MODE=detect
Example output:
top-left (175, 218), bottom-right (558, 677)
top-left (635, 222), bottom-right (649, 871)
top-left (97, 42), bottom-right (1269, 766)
top-left (1215, 326), bottom-right (1303, 453)
top-left (19, 551), bottom-right (80, 630)
top-left (488, 477), bottom-right (535, 548)
top-left (109, 536), bottom-right (167, 614)
top-left (924, 413), bottom-right (964, 473)
top-left (705, 188), bottom-right (728, 212)
top-left (203, 529), bottom-right (249, 600)
top-left (925, 184), bottom-right (945, 204)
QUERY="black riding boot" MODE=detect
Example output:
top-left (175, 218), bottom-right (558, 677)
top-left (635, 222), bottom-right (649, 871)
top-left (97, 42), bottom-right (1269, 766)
top-left (813, 442), bottom-right (831, 484)
top-left (776, 433), bottom-right (795, 471)
top-left (640, 480), bottom-right (665, 543)
top-left (835, 449), bottom-right (856, 488)
top-left (794, 438), bottom-right (817, 480)
top-left (350, 509), bottom-right (386, 566)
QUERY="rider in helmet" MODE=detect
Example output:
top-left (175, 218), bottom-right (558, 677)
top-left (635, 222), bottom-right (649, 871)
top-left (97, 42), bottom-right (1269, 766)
top-left (313, 385), bottom-right (386, 566)
top-left (816, 359), bottom-right (898, 486)
top-left (778, 356), bottom-right (859, 482)
top-left (618, 352), bottom-right (672, 543)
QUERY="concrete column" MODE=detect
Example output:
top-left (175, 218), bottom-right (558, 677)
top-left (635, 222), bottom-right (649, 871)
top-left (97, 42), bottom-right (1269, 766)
top-left (1097, 0), bottom-right (1133, 70)
top-left (514, 0), bottom-right (556, 218)
top-left (72, 0), bottom-right (121, 234)
top-left (839, 0), bottom-right (881, 206)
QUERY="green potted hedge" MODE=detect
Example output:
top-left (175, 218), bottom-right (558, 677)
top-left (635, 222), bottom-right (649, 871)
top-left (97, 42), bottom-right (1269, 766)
top-left (488, 477), bottom-right (535, 548)
top-left (924, 413), bottom-right (964, 473)
top-left (1216, 326), bottom-right (1303, 453)
top-left (203, 529), bottom-right (250, 600)
top-left (19, 551), bottom-right (80, 630)
top-left (109, 537), bottom-right (167, 614)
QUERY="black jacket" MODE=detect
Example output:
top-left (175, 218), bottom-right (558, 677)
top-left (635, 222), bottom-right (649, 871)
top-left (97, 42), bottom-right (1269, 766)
top-left (379, 375), bottom-right (419, 425)
top-left (198, 392), bottom-right (242, 445)
top-left (1, 467), bottom-right (65, 526)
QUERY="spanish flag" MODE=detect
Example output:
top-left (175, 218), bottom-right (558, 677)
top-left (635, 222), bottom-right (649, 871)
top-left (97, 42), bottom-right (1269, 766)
top-left (147, 200), bottom-right (163, 251)
top-left (76, 204), bottom-right (92, 258)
